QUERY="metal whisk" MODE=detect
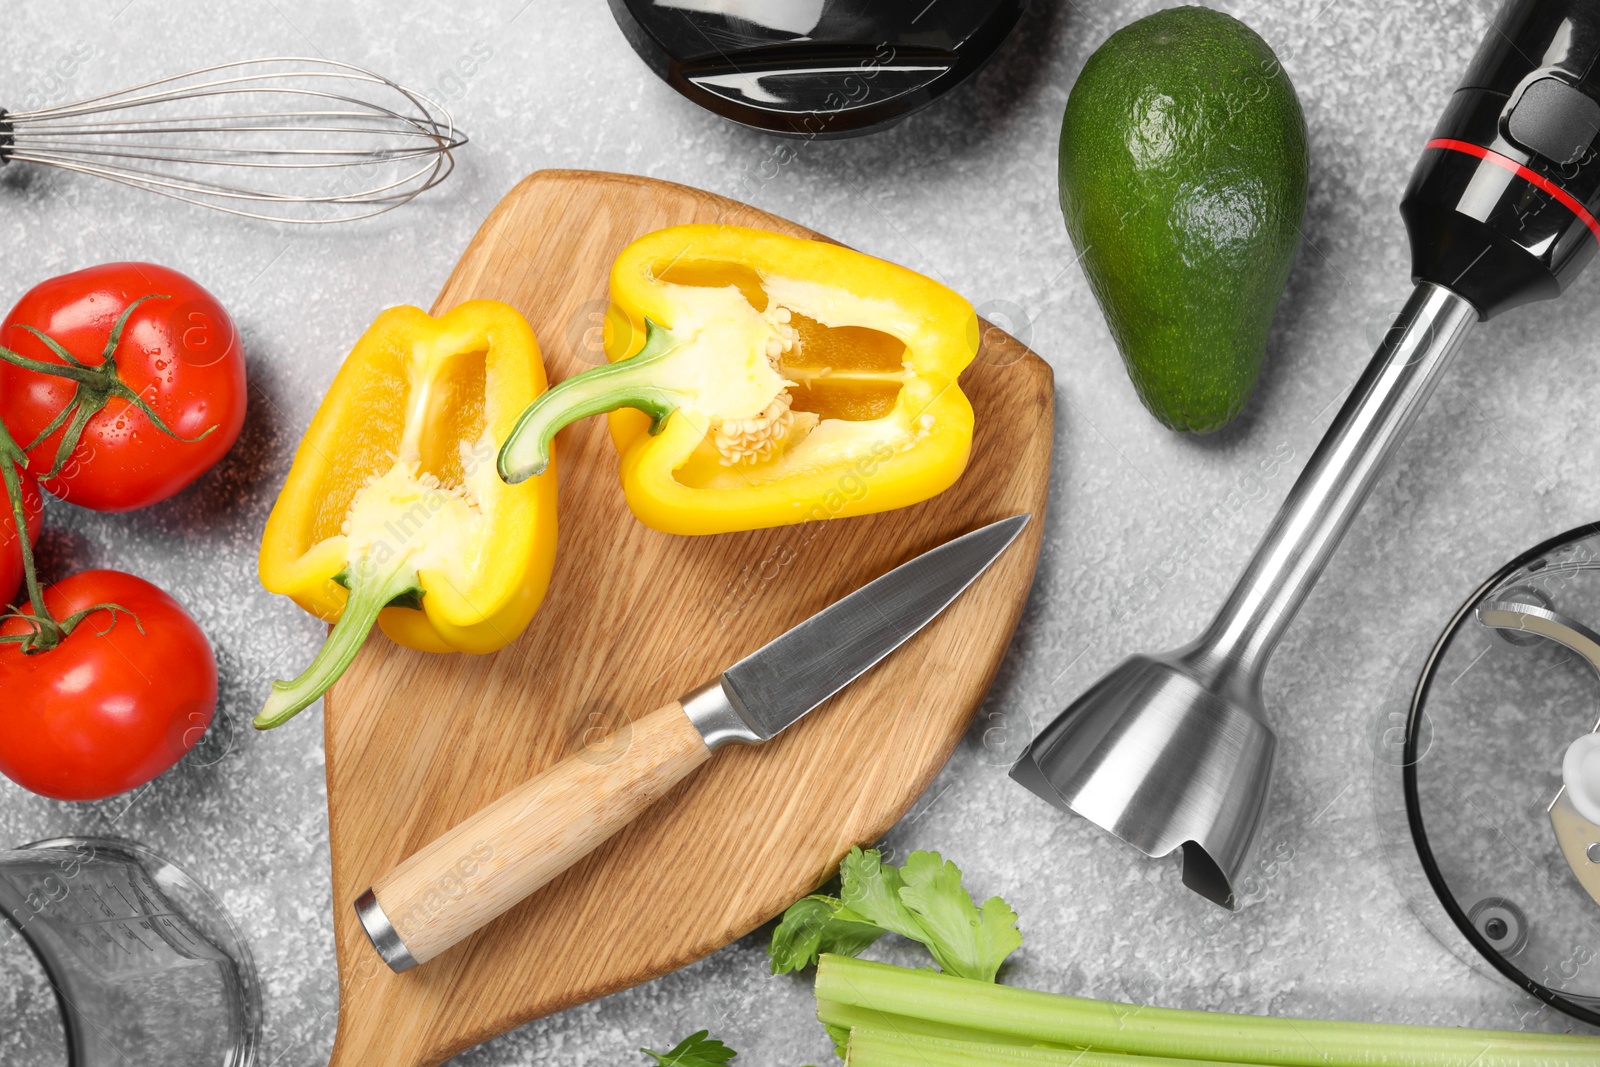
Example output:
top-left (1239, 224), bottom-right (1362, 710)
top-left (0, 57), bottom-right (465, 224)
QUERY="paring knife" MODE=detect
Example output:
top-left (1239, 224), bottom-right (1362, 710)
top-left (355, 513), bottom-right (1030, 971)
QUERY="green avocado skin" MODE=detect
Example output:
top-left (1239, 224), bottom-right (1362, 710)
top-left (1060, 6), bottom-right (1308, 433)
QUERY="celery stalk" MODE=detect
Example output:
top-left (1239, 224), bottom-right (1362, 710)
top-left (845, 1028), bottom-right (1266, 1067)
top-left (816, 1000), bottom-right (1048, 1048)
top-left (816, 956), bottom-right (1600, 1067)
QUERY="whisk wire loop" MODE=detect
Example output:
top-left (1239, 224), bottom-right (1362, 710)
top-left (0, 57), bottom-right (465, 224)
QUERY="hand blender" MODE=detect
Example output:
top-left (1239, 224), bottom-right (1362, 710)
top-left (1012, 0), bottom-right (1600, 909)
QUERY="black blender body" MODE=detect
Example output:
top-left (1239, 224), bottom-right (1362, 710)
top-left (608, 0), bottom-right (1029, 137)
top-left (1404, 0), bottom-right (1600, 317)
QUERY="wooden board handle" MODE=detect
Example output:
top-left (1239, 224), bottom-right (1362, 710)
top-left (359, 701), bottom-right (710, 969)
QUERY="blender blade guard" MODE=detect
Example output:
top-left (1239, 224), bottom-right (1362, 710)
top-left (1009, 649), bottom-right (1275, 909)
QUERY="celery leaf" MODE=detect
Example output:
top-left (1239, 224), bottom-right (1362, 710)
top-left (897, 852), bottom-right (1022, 982)
top-left (769, 895), bottom-right (885, 975)
top-left (640, 1030), bottom-right (736, 1066)
top-left (838, 847), bottom-right (926, 942)
top-left (766, 846), bottom-right (1022, 981)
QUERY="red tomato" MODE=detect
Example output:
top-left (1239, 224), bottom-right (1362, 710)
top-left (0, 262), bottom-right (247, 512)
top-left (0, 570), bottom-right (217, 800)
top-left (0, 468), bottom-right (42, 606)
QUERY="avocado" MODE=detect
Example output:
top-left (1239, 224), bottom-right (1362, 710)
top-left (1059, 6), bottom-right (1308, 433)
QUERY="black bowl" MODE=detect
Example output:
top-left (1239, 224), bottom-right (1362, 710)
top-left (609, 0), bottom-right (1029, 137)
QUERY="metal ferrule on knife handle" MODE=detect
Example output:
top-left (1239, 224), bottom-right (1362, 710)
top-left (679, 678), bottom-right (765, 748)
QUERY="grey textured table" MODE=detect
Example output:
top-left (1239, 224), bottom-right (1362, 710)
top-left (2, 0), bottom-right (1596, 1063)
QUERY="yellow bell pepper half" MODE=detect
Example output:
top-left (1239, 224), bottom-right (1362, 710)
top-left (255, 301), bottom-right (557, 729)
top-left (497, 224), bottom-right (978, 535)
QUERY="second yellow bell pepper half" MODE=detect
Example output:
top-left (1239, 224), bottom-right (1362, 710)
top-left (497, 224), bottom-right (979, 535)
top-left (255, 301), bottom-right (557, 729)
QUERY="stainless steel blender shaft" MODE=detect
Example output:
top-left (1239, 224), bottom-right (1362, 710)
top-left (1196, 282), bottom-right (1478, 682)
top-left (1012, 281), bottom-right (1478, 908)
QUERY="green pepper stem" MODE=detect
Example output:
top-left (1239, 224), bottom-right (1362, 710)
top-left (497, 318), bottom-right (689, 483)
top-left (254, 561), bottom-right (422, 730)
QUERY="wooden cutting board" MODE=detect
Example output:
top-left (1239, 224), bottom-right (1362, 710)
top-left (323, 170), bottom-right (1053, 1066)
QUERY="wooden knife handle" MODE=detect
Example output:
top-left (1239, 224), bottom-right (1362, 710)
top-left (357, 701), bottom-right (711, 970)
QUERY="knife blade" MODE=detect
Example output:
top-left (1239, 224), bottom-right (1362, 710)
top-left (356, 514), bottom-right (1030, 970)
top-left (704, 513), bottom-right (1031, 745)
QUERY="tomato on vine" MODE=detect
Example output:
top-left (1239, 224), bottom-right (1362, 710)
top-left (0, 569), bottom-right (217, 801)
top-left (0, 262), bottom-right (247, 512)
top-left (0, 391), bottom-right (217, 801)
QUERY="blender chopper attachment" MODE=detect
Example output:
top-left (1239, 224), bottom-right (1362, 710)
top-left (1012, 0), bottom-right (1600, 910)
top-left (607, 0), bottom-right (1029, 137)
top-left (1396, 524), bottom-right (1600, 1025)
